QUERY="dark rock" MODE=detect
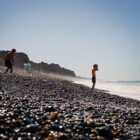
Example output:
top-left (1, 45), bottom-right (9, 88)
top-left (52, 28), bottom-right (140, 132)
top-left (44, 106), bottom-right (55, 112)
top-left (39, 130), bottom-right (49, 137)
top-left (84, 127), bottom-right (92, 133)
top-left (59, 125), bottom-right (66, 132)
top-left (24, 124), bottom-right (40, 132)
top-left (72, 125), bottom-right (83, 133)
top-left (23, 117), bottom-right (33, 125)
top-left (134, 136), bottom-right (140, 140)
top-left (57, 133), bottom-right (68, 140)
top-left (96, 126), bottom-right (113, 139)
top-left (80, 136), bottom-right (91, 140)
top-left (51, 122), bottom-right (60, 131)
top-left (6, 97), bottom-right (10, 101)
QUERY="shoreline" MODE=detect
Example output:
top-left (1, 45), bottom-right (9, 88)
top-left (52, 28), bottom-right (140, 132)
top-left (0, 68), bottom-right (140, 139)
top-left (74, 79), bottom-right (140, 102)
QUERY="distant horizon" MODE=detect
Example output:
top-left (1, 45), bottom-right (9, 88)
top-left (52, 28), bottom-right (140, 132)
top-left (1, 0), bottom-right (140, 81)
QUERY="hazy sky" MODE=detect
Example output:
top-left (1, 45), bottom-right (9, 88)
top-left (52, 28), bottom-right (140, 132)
top-left (0, 0), bottom-right (140, 81)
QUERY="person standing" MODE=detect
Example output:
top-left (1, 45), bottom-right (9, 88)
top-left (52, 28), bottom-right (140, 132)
top-left (92, 64), bottom-right (98, 91)
top-left (5, 49), bottom-right (16, 73)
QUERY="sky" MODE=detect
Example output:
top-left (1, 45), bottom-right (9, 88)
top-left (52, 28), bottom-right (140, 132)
top-left (0, 0), bottom-right (140, 81)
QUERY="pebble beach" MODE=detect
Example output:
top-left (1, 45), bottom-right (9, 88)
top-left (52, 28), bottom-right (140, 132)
top-left (0, 67), bottom-right (140, 140)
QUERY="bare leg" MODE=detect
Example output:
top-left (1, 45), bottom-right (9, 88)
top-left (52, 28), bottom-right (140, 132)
top-left (92, 83), bottom-right (95, 103)
top-left (10, 67), bottom-right (13, 73)
top-left (92, 83), bottom-right (95, 92)
top-left (6, 67), bottom-right (10, 73)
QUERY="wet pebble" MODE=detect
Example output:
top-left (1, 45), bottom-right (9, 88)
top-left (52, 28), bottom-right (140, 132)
top-left (24, 124), bottom-right (40, 133)
top-left (48, 112), bottom-right (59, 121)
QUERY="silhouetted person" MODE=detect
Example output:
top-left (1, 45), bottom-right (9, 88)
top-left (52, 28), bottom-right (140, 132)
top-left (5, 49), bottom-right (16, 73)
top-left (92, 64), bottom-right (98, 91)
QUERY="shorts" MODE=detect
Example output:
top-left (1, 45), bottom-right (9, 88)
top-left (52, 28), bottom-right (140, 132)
top-left (5, 59), bottom-right (12, 68)
top-left (92, 77), bottom-right (96, 83)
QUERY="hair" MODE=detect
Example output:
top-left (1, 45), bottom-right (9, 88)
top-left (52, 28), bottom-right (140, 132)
top-left (93, 64), bottom-right (98, 68)
top-left (11, 49), bottom-right (16, 52)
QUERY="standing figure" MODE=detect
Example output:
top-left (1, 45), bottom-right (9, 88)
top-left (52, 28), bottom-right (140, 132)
top-left (92, 64), bottom-right (98, 91)
top-left (5, 49), bottom-right (16, 73)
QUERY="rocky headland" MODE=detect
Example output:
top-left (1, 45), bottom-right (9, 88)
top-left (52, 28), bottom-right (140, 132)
top-left (0, 50), bottom-right (76, 77)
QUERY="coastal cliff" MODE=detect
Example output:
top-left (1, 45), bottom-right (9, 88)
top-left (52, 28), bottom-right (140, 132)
top-left (0, 50), bottom-right (76, 77)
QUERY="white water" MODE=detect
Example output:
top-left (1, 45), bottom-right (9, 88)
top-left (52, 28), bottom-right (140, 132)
top-left (74, 79), bottom-right (140, 101)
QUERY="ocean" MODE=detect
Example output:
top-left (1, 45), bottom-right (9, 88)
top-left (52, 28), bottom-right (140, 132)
top-left (74, 79), bottom-right (140, 101)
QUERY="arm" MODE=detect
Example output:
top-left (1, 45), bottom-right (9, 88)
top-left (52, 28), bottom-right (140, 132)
top-left (11, 57), bottom-right (14, 65)
top-left (10, 54), bottom-right (14, 65)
